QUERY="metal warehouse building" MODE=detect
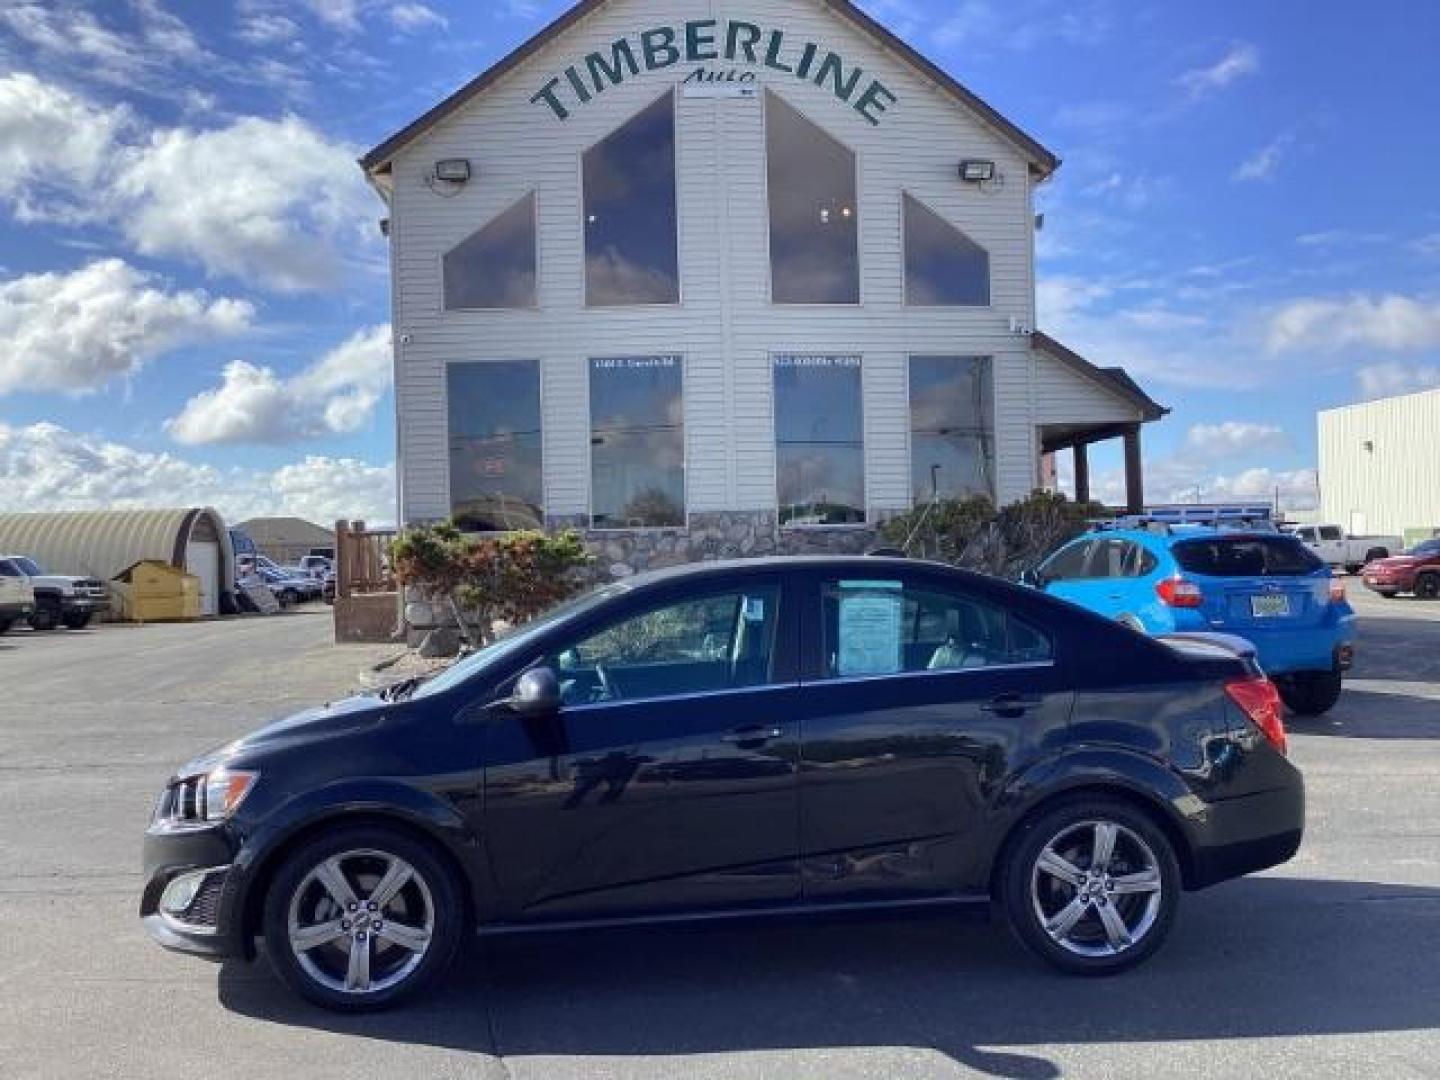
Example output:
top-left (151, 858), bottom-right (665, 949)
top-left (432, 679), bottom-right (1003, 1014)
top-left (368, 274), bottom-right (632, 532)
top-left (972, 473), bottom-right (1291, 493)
top-left (0, 509), bottom-right (236, 617)
top-left (360, 0), bottom-right (1166, 568)
top-left (1319, 387), bottom-right (1440, 543)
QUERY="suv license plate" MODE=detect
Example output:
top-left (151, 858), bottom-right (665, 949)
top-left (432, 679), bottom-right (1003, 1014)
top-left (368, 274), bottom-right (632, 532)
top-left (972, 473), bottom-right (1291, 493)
top-left (1251, 594), bottom-right (1291, 618)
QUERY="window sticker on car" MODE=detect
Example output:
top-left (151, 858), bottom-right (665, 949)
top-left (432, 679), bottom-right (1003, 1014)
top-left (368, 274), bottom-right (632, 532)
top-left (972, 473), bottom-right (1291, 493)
top-left (837, 580), bottom-right (903, 676)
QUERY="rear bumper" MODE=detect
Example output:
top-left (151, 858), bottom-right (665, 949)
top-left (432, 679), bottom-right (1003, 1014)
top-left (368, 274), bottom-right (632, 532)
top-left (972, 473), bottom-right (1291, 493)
top-left (1188, 777), bottom-right (1305, 889)
top-left (1243, 618), bottom-right (1356, 677)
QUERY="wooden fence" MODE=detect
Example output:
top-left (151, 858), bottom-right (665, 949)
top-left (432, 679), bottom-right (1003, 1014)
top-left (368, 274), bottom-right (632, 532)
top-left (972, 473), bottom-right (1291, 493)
top-left (334, 520), bottom-right (397, 600)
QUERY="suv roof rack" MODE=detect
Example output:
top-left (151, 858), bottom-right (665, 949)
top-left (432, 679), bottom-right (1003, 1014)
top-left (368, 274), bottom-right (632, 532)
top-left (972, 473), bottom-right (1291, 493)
top-left (1087, 505), bottom-right (1280, 536)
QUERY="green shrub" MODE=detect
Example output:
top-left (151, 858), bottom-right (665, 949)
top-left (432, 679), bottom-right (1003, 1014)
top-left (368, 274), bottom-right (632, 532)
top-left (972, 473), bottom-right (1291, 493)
top-left (391, 524), bottom-right (593, 645)
top-left (879, 491), bottom-right (1106, 579)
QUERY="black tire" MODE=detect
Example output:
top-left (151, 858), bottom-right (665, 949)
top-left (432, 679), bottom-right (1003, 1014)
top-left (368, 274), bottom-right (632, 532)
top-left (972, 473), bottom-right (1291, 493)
top-left (1416, 575), bottom-right (1440, 601)
top-left (62, 612), bottom-right (92, 630)
top-left (1001, 797), bottom-right (1180, 976)
top-left (28, 599), bottom-right (58, 631)
top-left (1344, 563), bottom-right (1361, 576)
top-left (0, 618), bottom-right (11, 636)
top-left (261, 825), bottom-right (464, 1012)
top-left (279, 590), bottom-right (297, 607)
top-left (1278, 669), bottom-right (1344, 716)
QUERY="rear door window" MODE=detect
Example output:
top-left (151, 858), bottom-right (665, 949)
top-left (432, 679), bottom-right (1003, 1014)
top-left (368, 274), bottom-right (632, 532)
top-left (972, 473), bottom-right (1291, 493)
top-left (1172, 536), bottom-right (1324, 577)
top-left (820, 579), bottom-right (1052, 679)
top-left (1040, 540), bottom-right (1092, 582)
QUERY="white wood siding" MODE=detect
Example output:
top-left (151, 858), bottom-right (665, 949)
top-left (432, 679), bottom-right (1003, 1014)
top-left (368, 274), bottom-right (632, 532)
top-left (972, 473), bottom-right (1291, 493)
top-left (1319, 389), bottom-right (1440, 537)
top-left (1032, 357), bottom-right (1144, 427)
top-left (388, 0), bottom-right (1050, 523)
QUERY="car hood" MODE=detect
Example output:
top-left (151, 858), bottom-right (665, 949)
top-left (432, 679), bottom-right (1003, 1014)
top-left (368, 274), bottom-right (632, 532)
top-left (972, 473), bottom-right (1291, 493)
top-left (1369, 555), bottom-right (1418, 571)
top-left (175, 694), bottom-right (388, 777)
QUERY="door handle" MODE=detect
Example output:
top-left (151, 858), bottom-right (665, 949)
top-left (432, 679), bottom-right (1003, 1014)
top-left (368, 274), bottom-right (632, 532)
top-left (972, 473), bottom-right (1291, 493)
top-left (720, 726), bottom-right (784, 744)
top-left (980, 695), bottom-right (1043, 717)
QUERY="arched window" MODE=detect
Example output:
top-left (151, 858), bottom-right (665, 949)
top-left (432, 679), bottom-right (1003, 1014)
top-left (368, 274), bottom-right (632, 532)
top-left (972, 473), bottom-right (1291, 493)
top-left (903, 194), bottom-right (990, 306)
top-left (766, 92), bottom-right (859, 305)
top-left (443, 192), bottom-right (537, 310)
top-left (584, 92), bottom-right (680, 306)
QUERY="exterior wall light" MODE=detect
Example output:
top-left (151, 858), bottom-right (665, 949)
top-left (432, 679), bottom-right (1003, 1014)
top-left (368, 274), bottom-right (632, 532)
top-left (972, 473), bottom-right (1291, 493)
top-left (959, 159), bottom-right (996, 183)
top-left (434, 159), bottom-right (472, 183)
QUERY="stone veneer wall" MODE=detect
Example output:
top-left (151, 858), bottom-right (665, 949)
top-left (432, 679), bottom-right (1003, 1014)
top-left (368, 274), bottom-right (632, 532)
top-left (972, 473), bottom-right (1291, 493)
top-left (551, 510), bottom-right (882, 581)
top-left (403, 510), bottom-right (886, 640)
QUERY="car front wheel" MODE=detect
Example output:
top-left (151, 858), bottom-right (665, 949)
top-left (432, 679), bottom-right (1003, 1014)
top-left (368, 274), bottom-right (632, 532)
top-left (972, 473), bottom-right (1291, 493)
top-left (261, 826), bottom-right (463, 1011)
top-left (1416, 575), bottom-right (1440, 601)
top-left (1002, 798), bottom-right (1180, 975)
top-left (1278, 669), bottom-right (1343, 716)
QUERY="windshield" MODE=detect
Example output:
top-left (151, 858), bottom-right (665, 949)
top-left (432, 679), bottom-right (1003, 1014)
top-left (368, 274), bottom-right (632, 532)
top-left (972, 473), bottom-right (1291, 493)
top-left (1407, 539), bottom-right (1440, 557)
top-left (410, 583), bottom-right (628, 700)
top-left (14, 557), bottom-right (43, 576)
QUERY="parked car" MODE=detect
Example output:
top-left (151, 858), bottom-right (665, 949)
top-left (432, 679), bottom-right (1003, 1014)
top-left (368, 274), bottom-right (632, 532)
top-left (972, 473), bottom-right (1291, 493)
top-left (1360, 538), bottom-right (1440, 599)
top-left (142, 556), bottom-right (1304, 1011)
top-left (254, 567), bottom-right (321, 606)
top-left (1290, 524), bottom-right (1401, 574)
top-left (321, 570), bottom-right (336, 605)
top-left (1028, 523), bottom-right (1355, 716)
top-left (0, 555), bottom-right (110, 630)
top-left (0, 558), bottom-right (35, 633)
top-left (299, 555), bottom-right (333, 580)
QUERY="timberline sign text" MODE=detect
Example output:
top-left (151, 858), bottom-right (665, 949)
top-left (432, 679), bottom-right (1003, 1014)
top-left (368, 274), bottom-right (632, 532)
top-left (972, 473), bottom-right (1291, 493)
top-left (530, 20), bottom-right (898, 125)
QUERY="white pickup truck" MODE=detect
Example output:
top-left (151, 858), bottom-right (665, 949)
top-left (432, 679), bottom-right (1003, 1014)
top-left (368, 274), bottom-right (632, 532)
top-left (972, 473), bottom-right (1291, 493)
top-left (0, 559), bottom-right (35, 633)
top-left (1289, 525), bottom-right (1402, 573)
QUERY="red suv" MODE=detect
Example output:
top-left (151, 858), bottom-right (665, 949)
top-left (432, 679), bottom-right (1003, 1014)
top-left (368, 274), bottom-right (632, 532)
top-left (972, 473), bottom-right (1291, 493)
top-left (1361, 538), bottom-right (1440, 599)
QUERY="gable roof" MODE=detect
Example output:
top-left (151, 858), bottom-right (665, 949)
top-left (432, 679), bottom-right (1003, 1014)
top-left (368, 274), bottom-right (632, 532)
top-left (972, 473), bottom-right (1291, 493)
top-left (1031, 331), bottom-right (1169, 423)
top-left (359, 0), bottom-right (1060, 178)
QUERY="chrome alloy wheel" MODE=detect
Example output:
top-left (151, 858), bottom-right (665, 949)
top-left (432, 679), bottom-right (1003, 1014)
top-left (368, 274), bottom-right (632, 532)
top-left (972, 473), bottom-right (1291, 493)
top-left (286, 849), bottom-right (435, 996)
top-left (1030, 820), bottom-right (1163, 958)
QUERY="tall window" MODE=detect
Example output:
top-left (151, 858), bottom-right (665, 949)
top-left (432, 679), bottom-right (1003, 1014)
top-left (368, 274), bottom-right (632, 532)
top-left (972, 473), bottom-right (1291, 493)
top-left (447, 362), bottom-right (543, 531)
top-left (774, 355), bottom-right (864, 525)
top-left (584, 92), bottom-right (679, 306)
top-left (909, 356), bottom-right (994, 503)
top-left (766, 93), bottom-right (859, 305)
top-left (903, 194), bottom-right (990, 306)
top-left (443, 193), bottom-right (537, 310)
top-left (590, 357), bottom-right (685, 528)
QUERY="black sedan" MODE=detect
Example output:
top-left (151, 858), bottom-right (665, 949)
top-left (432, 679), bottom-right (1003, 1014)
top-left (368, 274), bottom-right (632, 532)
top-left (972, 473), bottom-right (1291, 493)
top-left (141, 556), bottom-right (1303, 1010)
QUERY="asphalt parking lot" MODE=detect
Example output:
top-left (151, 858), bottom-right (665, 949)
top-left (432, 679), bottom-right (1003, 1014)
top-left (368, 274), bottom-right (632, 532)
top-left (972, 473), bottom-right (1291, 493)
top-left (2, 589), bottom-right (1438, 1079)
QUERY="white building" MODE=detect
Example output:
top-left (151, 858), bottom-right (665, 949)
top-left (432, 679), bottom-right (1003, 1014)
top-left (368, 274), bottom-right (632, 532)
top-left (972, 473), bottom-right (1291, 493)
top-left (1319, 387), bottom-right (1440, 543)
top-left (360, 0), bottom-right (1166, 567)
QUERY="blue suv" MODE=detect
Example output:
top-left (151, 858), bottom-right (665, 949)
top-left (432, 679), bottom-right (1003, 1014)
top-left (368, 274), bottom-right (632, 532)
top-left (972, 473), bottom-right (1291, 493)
top-left (1029, 517), bottom-right (1356, 716)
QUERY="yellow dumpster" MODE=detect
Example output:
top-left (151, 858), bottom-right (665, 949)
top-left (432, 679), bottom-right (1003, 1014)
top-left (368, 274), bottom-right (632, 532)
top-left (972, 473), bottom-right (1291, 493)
top-left (111, 561), bottom-right (203, 623)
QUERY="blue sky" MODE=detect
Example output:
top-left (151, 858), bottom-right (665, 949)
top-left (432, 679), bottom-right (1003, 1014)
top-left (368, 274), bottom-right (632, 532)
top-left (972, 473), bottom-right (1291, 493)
top-left (0, 0), bottom-right (1437, 523)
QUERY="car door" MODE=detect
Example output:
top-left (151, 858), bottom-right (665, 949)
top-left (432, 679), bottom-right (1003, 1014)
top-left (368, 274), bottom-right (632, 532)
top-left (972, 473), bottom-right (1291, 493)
top-left (481, 577), bottom-right (802, 922)
top-left (794, 572), bottom-right (1072, 902)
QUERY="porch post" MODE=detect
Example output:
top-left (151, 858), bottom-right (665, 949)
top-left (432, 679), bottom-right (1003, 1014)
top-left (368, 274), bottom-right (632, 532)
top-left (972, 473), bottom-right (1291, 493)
top-left (1073, 443), bottom-right (1091, 505)
top-left (1123, 424), bottom-right (1144, 514)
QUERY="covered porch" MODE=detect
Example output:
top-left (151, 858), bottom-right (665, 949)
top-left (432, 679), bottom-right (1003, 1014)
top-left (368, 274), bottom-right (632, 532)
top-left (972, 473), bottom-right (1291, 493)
top-left (1030, 332), bottom-right (1170, 514)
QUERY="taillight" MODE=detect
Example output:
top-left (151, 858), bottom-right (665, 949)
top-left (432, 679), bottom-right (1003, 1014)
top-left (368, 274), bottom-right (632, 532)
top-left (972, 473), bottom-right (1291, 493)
top-left (1156, 576), bottom-right (1204, 608)
top-left (1329, 579), bottom-right (1346, 604)
top-left (1226, 677), bottom-right (1287, 754)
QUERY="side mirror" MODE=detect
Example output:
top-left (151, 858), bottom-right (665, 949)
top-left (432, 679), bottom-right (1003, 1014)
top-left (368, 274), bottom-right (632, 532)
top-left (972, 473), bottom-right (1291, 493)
top-left (507, 667), bottom-right (561, 718)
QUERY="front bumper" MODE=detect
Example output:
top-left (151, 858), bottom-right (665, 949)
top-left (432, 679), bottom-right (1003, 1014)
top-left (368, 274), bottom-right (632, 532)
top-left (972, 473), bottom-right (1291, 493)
top-left (61, 596), bottom-right (110, 614)
top-left (140, 825), bottom-right (246, 959)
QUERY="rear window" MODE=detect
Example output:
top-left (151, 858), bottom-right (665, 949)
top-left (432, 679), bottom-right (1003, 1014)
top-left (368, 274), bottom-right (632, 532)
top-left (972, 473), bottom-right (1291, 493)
top-left (1172, 536), bottom-right (1323, 577)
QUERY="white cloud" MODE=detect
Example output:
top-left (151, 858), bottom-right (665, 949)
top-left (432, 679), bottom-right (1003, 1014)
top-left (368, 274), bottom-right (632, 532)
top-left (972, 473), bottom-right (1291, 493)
top-left (0, 3), bottom-right (143, 84)
top-left (130, 0), bottom-right (209, 65)
top-left (0, 72), bottom-right (127, 222)
top-left (1060, 453), bottom-right (1318, 513)
top-left (1265, 294), bottom-right (1440, 353)
top-left (235, 11), bottom-right (302, 46)
top-left (302, 0), bottom-right (363, 32)
top-left (0, 421), bottom-right (396, 525)
top-left (1176, 43), bottom-right (1259, 98)
top-left (1185, 421), bottom-right (1290, 458)
top-left (389, 3), bottom-right (448, 31)
top-left (1413, 232), bottom-right (1440, 258)
top-left (1233, 133), bottom-right (1293, 182)
top-left (0, 259), bottom-right (253, 396)
top-left (1355, 362), bottom-right (1440, 401)
top-left (111, 115), bottom-right (374, 291)
top-left (166, 325), bottom-right (392, 445)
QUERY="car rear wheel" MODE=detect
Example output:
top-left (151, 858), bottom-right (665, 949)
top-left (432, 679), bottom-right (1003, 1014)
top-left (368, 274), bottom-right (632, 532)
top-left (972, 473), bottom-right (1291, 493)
top-left (262, 826), bottom-right (463, 1012)
top-left (1002, 798), bottom-right (1180, 975)
top-left (0, 618), bottom-right (11, 635)
top-left (1278, 669), bottom-right (1343, 716)
top-left (62, 612), bottom-right (92, 630)
top-left (1416, 575), bottom-right (1440, 601)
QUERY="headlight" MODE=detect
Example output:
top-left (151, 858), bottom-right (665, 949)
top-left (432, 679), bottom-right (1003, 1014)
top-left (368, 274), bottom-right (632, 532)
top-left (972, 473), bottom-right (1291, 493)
top-left (152, 769), bottom-right (258, 829)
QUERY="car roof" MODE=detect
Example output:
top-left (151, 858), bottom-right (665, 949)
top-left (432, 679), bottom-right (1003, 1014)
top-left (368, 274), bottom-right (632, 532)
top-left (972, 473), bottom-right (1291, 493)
top-left (608, 554), bottom-right (979, 592)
